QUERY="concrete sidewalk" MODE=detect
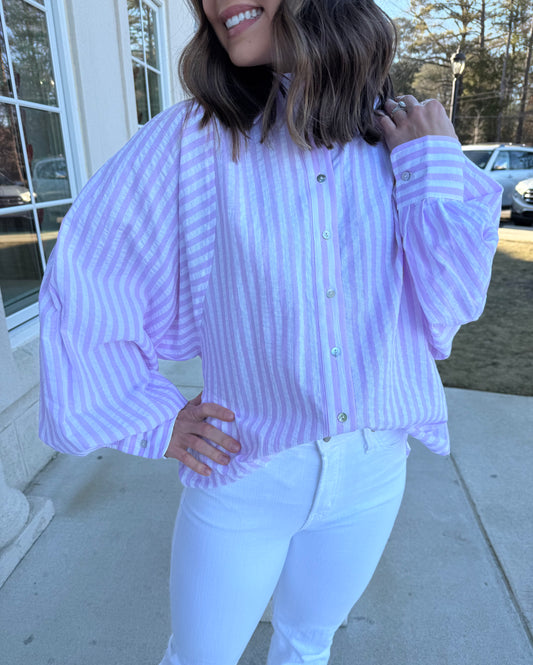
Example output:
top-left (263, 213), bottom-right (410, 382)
top-left (0, 357), bottom-right (532, 664)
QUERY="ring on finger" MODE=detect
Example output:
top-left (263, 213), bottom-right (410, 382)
top-left (390, 100), bottom-right (408, 115)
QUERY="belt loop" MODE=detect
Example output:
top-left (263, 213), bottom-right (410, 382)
top-left (362, 428), bottom-right (370, 454)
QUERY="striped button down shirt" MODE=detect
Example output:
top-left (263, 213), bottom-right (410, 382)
top-left (39, 102), bottom-right (502, 488)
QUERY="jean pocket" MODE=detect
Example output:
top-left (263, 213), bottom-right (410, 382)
top-left (362, 428), bottom-right (410, 454)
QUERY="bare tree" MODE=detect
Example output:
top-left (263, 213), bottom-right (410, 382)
top-left (515, 18), bottom-right (533, 143)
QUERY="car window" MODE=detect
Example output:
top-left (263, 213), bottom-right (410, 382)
top-left (463, 150), bottom-right (493, 169)
top-left (492, 151), bottom-right (510, 170)
top-left (509, 151), bottom-right (533, 170)
top-left (0, 172), bottom-right (15, 186)
top-left (34, 159), bottom-right (67, 180)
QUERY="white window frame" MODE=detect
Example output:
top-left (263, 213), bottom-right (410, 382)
top-left (2, 0), bottom-right (85, 337)
top-left (129, 0), bottom-right (171, 127)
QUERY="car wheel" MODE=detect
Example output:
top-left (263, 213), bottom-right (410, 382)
top-left (510, 210), bottom-right (533, 227)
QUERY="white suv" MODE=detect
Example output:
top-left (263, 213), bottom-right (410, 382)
top-left (462, 144), bottom-right (533, 206)
top-left (511, 178), bottom-right (533, 226)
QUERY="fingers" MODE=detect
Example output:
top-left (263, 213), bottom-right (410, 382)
top-left (377, 94), bottom-right (456, 151)
top-left (193, 419), bottom-right (241, 453)
top-left (376, 110), bottom-right (396, 132)
top-left (394, 94), bottom-right (420, 108)
top-left (192, 401), bottom-right (236, 423)
top-left (188, 391), bottom-right (203, 407)
top-left (383, 96), bottom-right (419, 125)
top-left (178, 404), bottom-right (240, 452)
top-left (383, 95), bottom-right (439, 121)
top-left (166, 398), bottom-right (241, 476)
top-left (171, 447), bottom-right (213, 477)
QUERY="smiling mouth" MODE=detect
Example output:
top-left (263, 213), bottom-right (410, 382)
top-left (225, 8), bottom-right (263, 29)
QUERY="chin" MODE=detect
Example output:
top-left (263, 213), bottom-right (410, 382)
top-left (226, 44), bottom-right (273, 69)
top-left (229, 55), bottom-right (268, 68)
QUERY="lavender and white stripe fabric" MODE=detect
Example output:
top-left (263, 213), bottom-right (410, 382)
top-left (39, 102), bottom-right (502, 488)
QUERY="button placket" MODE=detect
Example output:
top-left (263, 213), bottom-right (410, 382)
top-left (312, 152), bottom-right (351, 434)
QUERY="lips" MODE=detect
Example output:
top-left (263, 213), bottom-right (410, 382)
top-left (219, 4), bottom-right (262, 21)
top-left (219, 4), bottom-right (264, 27)
top-left (225, 8), bottom-right (263, 29)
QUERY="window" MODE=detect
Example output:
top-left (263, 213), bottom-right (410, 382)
top-left (0, 0), bottom-right (75, 328)
top-left (463, 149), bottom-right (493, 170)
top-left (492, 151), bottom-right (510, 171)
top-left (128, 0), bottom-right (164, 126)
top-left (510, 150), bottom-right (533, 171)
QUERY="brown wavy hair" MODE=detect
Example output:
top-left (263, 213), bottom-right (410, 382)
top-left (179, 0), bottom-right (396, 157)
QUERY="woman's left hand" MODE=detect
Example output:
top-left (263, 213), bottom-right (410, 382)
top-left (376, 95), bottom-right (458, 152)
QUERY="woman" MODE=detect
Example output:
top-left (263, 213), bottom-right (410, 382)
top-left (39, 0), bottom-right (502, 663)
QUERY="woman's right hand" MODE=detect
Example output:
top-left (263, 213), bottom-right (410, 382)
top-left (164, 392), bottom-right (241, 476)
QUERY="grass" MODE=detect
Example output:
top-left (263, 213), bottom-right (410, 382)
top-left (436, 235), bottom-right (533, 396)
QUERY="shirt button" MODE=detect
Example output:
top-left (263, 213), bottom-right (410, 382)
top-left (322, 230), bottom-right (331, 240)
top-left (337, 412), bottom-right (348, 423)
top-left (317, 174), bottom-right (327, 183)
top-left (323, 436), bottom-right (331, 442)
top-left (140, 439), bottom-right (148, 448)
top-left (331, 347), bottom-right (341, 357)
top-left (401, 171), bottom-right (411, 181)
top-left (326, 289), bottom-right (336, 298)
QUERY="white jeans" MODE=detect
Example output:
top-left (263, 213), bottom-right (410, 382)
top-left (159, 429), bottom-right (408, 665)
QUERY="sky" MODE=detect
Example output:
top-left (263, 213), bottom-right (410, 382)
top-left (378, 0), bottom-right (411, 18)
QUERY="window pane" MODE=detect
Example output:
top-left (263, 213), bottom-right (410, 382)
top-left (128, 0), bottom-right (143, 61)
top-left (147, 69), bottom-right (161, 117)
top-left (0, 103), bottom-right (30, 204)
top-left (21, 107), bottom-right (71, 203)
top-left (510, 151), bottom-right (533, 170)
top-left (142, 2), bottom-right (159, 69)
top-left (0, 209), bottom-right (42, 317)
top-left (463, 150), bottom-right (492, 170)
top-left (492, 151), bottom-right (509, 171)
top-left (0, 18), bottom-right (13, 97)
top-left (41, 202), bottom-right (68, 261)
top-left (4, 0), bottom-right (57, 106)
top-left (133, 63), bottom-right (148, 124)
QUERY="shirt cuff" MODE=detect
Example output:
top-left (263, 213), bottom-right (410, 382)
top-left (108, 391), bottom-right (187, 460)
top-left (108, 415), bottom-right (178, 459)
top-left (391, 135), bottom-right (465, 207)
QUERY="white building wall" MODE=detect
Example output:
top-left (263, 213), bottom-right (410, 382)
top-left (64, 0), bottom-right (195, 175)
top-left (0, 0), bottom-right (194, 586)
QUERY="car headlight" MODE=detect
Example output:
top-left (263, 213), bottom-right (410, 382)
top-left (19, 190), bottom-right (32, 203)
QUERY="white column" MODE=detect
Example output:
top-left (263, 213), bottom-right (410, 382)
top-left (0, 457), bottom-right (29, 549)
top-left (0, 453), bottom-right (54, 588)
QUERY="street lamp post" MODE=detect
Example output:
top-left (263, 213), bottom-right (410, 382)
top-left (449, 50), bottom-right (466, 126)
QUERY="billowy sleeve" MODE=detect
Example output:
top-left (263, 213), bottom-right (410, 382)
top-left (391, 136), bottom-right (502, 359)
top-left (39, 106), bottom-right (203, 459)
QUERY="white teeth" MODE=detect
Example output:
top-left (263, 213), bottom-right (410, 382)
top-left (225, 8), bottom-right (262, 29)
